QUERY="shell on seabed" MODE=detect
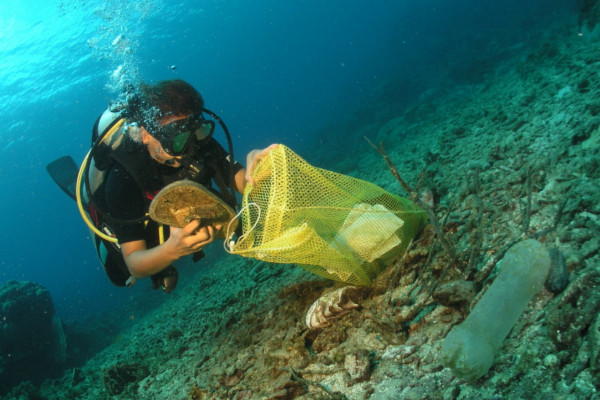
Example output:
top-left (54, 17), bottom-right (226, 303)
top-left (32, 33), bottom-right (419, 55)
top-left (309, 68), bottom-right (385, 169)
top-left (305, 286), bottom-right (361, 329)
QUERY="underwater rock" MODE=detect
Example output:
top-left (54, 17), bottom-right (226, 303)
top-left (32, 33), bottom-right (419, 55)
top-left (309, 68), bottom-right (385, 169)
top-left (305, 286), bottom-right (361, 329)
top-left (344, 350), bottom-right (372, 382)
top-left (577, 0), bottom-right (600, 32)
top-left (590, 314), bottom-right (600, 372)
top-left (311, 324), bottom-right (347, 353)
top-left (188, 385), bottom-right (210, 400)
top-left (219, 368), bottom-right (244, 387)
top-left (102, 362), bottom-right (150, 395)
top-left (0, 280), bottom-right (66, 394)
top-left (70, 367), bottom-right (85, 387)
top-left (432, 280), bottom-right (477, 310)
top-left (268, 335), bottom-right (311, 369)
top-left (2, 381), bottom-right (38, 400)
top-left (547, 266), bottom-right (600, 350)
top-left (270, 371), bottom-right (306, 399)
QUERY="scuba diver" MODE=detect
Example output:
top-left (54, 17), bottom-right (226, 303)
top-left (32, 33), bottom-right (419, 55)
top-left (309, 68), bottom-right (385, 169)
top-left (48, 79), bottom-right (276, 293)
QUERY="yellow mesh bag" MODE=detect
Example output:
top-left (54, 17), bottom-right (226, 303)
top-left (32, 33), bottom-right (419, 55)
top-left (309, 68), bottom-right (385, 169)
top-left (228, 145), bottom-right (428, 285)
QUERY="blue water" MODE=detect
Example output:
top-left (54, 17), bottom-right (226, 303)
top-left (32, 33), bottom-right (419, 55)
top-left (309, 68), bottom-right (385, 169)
top-left (0, 0), bottom-right (574, 322)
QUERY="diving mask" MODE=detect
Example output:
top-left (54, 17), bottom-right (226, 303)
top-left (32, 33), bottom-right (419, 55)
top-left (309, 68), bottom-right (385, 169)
top-left (151, 114), bottom-right (215, 156)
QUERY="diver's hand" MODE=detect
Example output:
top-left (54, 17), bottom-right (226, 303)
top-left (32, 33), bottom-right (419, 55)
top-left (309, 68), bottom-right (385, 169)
top-left (168, 220), bottom-right (222, 256)
top-left (245, 144), bottom-right (279, 186)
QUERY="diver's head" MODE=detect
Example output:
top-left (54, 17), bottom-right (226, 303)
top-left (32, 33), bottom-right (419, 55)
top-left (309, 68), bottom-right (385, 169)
top-left (125, 80), bottom-right (214, 166)
top-left (126, 79), bottom-right (205, 130)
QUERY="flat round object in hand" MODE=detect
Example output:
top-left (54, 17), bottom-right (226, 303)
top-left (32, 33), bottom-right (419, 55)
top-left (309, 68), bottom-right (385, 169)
top-left (148, 180), bottom-right (237, 239)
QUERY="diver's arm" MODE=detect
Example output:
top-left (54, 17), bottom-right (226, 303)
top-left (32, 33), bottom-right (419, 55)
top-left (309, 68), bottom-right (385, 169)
top-left (234, 168), bottom-right (246, 193)
top-left (121, 221), bottom-right (220, 278)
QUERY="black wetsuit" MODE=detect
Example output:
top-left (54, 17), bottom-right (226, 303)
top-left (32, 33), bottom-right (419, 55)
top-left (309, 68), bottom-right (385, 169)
top-left (97, 135), bottom-right (242, 286)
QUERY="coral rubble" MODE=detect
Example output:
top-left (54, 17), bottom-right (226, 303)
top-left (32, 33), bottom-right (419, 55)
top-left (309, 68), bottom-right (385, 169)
top-left (0, 281), bottom-right (66, 395)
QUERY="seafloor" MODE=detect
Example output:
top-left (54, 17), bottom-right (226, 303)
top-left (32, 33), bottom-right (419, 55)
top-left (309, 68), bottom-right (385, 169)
top-left (10, 16), bottom-right (600, 400)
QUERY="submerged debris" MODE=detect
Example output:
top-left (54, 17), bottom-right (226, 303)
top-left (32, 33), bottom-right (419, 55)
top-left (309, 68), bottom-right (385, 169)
top-left (545, 247), bottom-right (569, 293)
top-left (305, 286), bottom-right (363, 329)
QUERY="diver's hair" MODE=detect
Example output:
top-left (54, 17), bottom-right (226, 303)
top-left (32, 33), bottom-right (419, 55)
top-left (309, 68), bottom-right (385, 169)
top-left (125, 80), bottom-right (204, 132)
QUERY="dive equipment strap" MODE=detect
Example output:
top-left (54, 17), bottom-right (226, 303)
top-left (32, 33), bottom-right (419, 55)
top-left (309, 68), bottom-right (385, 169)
top-left (77, 118), bottom-right (126, 243)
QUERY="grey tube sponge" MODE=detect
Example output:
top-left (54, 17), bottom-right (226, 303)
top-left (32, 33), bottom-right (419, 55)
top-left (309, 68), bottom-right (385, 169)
top-left (440, 239), bottom-right (551, 381)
